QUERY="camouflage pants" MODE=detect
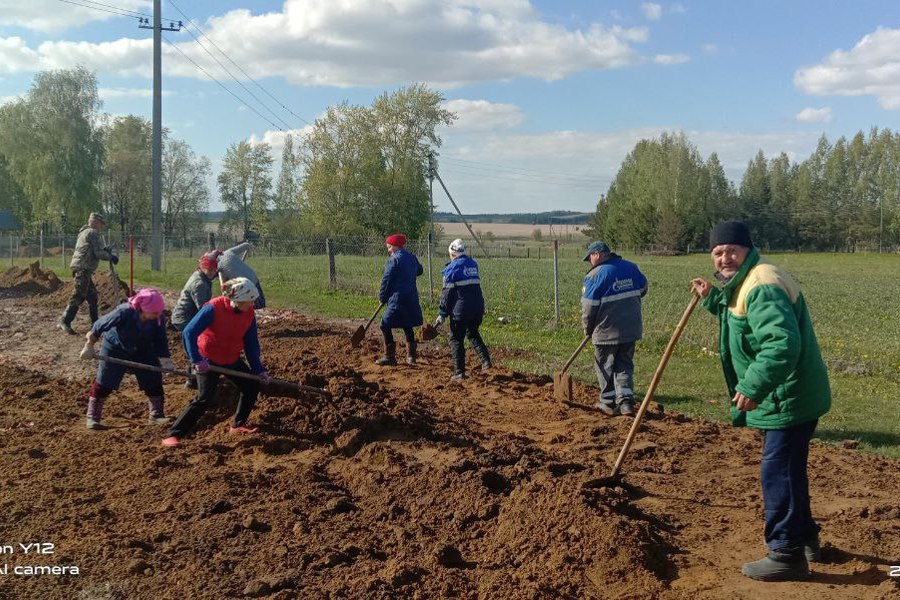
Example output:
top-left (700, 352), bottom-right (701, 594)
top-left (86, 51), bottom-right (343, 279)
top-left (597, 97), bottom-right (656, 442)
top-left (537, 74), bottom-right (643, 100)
top-left (62, 269), bottom-right (98, 324)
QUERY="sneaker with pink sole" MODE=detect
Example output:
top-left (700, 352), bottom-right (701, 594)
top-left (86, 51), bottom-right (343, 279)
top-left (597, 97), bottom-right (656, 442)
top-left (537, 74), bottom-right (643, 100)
top-left (161, 436), bottom-right (181, 447)
top-left (229, 424), bottom-right (259, 434)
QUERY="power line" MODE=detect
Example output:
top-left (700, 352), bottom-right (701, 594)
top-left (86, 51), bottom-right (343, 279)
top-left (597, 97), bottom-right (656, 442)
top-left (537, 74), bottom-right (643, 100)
top-left (168, 0), bottom-right (314, 128)
top-left (163, 2), bottom-right (294, 131)
top-left (57, 0), bottom-right (140, 19)
top-left (162, 35), bottom-right (284, 132)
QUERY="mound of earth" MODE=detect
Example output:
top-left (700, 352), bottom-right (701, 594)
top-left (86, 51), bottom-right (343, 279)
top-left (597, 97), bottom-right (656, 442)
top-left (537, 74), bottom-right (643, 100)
top-left (0, 261), bottom-right (62, 299)
top-left (0, 305), bottom-right (897, 599)
top-left (26, 269), bottom-right (131, 311)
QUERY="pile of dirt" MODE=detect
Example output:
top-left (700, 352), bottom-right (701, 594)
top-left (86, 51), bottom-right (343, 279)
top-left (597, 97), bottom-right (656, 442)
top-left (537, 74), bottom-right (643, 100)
top-left (0, 261), bottom-right (62, 299)
top-left (0, 309), bottom-right (898, 599)
top-left (27, 269), bottom-right (131, 311)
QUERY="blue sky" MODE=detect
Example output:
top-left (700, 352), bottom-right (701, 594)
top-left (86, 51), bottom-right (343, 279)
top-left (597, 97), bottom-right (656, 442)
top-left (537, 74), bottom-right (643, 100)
top-left (1, 0), bottom-right (899, 213)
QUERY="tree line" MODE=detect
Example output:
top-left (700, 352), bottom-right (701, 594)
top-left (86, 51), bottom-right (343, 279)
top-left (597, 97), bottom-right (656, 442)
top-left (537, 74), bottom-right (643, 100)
top-left (587, 130), bottom-right (900, 252)
top-left (0, 69), bottom-right (453, 243)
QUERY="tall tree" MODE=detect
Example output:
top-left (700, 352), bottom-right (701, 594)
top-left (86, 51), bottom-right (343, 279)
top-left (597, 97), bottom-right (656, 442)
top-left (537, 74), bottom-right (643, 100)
top-left (101, 115), bottom-right (152, 235)
top-left (217, 141), bottom-right (273, 237)
top-left (0, 67), bottom-right (104, 232)
top-left (270, 133), bottom-right (303, 239)
top-left (162, 138), bottom-right (211, 241)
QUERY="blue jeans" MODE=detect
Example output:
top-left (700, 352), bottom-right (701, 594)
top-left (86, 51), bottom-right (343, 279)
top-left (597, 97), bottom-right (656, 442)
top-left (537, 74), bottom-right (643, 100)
top-left (592, 342), bottom-right (635, 409)
top-left (761, 419), bottom-right (820, 556)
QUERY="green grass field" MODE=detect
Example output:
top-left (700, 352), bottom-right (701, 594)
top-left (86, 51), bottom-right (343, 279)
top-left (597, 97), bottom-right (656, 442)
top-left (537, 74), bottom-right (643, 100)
top-left (15, 249), bottom-right (900, 457)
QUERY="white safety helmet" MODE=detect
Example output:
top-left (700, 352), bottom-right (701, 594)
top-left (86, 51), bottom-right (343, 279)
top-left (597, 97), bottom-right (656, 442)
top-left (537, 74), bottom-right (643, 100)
top-left (223, 277), bottom-right (259, 303)
top-left (448, 239), bottom-right (466, 256)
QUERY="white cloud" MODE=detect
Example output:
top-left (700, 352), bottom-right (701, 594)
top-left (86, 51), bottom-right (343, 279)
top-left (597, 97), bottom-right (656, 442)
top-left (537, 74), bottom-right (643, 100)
top-left (99, 87), bottom-right (173, 100)
top-left (702, 43), bottom-right (718, 54)
top-left (443, 99), bottom-right (523, 131)
top-left (0, 0), bottom-right (151, 33)
top-left (0, 0), bottom-right (649, 87)
top-left (795, 27), bottom-right (900, 110)
top-left (670, 3), bottom-right (687, 14)
top-left (653, 53), bottom-right (690, 65)
top-left (248, 126), bottom-right (314, 157)
top-left (641, 3), bottom-right (663, 20)
top-left (795, 107), bottom-right (832, 123)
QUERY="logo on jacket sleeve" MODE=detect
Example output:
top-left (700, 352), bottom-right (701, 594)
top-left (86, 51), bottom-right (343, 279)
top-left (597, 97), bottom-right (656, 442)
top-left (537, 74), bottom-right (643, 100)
top-left (464, 267), bottom-right (479, 277)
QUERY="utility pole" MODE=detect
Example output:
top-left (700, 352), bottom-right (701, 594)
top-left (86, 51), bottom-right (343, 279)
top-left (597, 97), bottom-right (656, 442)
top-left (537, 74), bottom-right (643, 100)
top-left (427, 152), bottom-right (436, 303)
top-left (139, 5), bottom-right (182, 271)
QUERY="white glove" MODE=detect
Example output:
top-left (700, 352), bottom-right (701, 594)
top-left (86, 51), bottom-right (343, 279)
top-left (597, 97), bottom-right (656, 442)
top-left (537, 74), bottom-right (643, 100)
top-left (159, 357), bottom-right (175, 371)
top-left (79, 343), bottom-right (95, 360)
top-left (434, 315), bottom-right (445, 327)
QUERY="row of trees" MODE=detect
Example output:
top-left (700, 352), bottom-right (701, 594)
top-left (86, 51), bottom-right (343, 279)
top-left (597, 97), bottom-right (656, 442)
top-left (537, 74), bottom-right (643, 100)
top-left (0, 67), bottom-right (210, 238)
top-left (588, 130), bottom-right (900, 252)
top-left (217, 84), bottom-right (455, 240)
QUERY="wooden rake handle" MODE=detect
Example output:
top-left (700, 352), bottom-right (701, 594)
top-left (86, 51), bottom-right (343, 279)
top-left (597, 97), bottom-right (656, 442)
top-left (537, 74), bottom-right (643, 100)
top-left (561, 335), bottom-right (591, 375)
top-left (609, 292), bottom-right (701, 478)
top-left (364, 302), bottom-right (385, 331)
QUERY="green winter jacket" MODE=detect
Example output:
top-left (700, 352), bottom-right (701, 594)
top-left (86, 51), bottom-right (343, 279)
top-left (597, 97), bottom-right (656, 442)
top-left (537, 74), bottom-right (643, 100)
top-left (704, 248), bottom-right (831, 429)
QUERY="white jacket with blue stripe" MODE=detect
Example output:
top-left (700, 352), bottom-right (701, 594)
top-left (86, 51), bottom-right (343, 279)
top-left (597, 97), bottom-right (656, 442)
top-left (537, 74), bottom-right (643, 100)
top-left (581, 255), bottom-right (648, 345)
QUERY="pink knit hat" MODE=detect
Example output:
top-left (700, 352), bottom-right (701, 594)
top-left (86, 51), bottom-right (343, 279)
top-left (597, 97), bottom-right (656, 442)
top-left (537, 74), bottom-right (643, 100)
top-left (128, 288), bottom-right (165, 314)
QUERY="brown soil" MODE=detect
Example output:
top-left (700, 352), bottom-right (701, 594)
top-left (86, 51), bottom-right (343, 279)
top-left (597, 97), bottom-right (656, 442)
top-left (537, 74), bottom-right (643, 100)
top-left (0, 262), bottom-right (62, 299)
top-left (0, 274), bottom-right (898, 599)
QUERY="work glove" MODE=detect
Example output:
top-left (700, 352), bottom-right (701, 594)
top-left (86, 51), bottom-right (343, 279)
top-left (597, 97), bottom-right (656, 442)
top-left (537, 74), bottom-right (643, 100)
top-left (79, 343), bottom-right (96, 360)
top-left (159, 357), bottom-right (175, 371)
top-left (433, 315), bottom-right (445, 327)
top-left (193, 359), bottom-right (210, 374)
top-left (109, 254), bottom-right (119, 265)
top-left (258, 370), bottom-right (271, 386)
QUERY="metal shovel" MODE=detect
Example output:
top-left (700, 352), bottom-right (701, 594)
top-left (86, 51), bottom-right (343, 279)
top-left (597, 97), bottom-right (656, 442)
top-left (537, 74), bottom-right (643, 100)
top-left (94, 354), bottom-right (330, 400)
top-left (553, 335), bottom-right (591, 402)
top-left (350, 303), bottom-right (384, 348)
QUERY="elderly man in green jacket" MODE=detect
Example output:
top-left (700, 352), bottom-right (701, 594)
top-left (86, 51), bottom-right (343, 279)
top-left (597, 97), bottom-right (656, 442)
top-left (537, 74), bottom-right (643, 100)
top-left (691, 220), bottom-right (830, 582)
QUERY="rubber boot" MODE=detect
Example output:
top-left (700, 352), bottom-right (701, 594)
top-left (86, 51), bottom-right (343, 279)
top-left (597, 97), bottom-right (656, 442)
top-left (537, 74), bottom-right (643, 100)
top-left (85, 396), bottom-right (104, 429)
top-left (58, 306), bottom-right (77, 335)
top-left (147, 396), bottom-right (170, 425)
top-left (450, 372), bottom-right (466, 382)
top-left (406, 339), bottom-right (417, 366)
top-left (804, 534), bottom-right (821, 563)
top-left (376, 342), bottom-right (397, 366)
top-left (741, 552), bottom-right (809, 582)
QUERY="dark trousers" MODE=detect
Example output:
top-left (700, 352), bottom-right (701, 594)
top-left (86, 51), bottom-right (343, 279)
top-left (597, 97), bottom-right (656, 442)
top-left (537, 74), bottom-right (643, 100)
top-left (761, 419), bottom-right (820, 556)
top-left (94, 342), bottom-right (164, 396)
top-left (592, 342), bottom-right (635, 408)
top-left (448, 318), bottom-right (490, 374)
top-left (166, 359), bottom-right (260, 438)
top-left (381, 324), bottom-right (415, 348)
top-left (254, 282), bottom-right (266, 309)
top-left (63, 269), bottom-right (99, 324)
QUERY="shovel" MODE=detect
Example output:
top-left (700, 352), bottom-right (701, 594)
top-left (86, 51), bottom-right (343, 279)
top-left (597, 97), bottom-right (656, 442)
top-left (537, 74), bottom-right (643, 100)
top-left (419, 322), bottom-right (439, 341)
top-left (94, 354), bottom-right (330, 400)
top-left (350, 303), bottom-right (384, 348)
top-left (553, 335), bottom-right (591, 402)
top-left (608, 292), bottom-right (700, 479)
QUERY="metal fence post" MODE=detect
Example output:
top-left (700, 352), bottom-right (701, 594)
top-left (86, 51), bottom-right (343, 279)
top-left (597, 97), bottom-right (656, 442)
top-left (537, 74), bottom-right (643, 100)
top-left (427, 231), bottom-right (433, 304)
top-left (61, 236), bottom-right (66, 269)
top-left (9, 235), bottom-right (13, 267)
top-left (326, 238), bottom-right (336, 289)
top-left (207, 232), bottom-right (215, 251)
top-left (553, 239), bottom-right (560, 326)
top-left (39, 229), bottom-right (44, 268)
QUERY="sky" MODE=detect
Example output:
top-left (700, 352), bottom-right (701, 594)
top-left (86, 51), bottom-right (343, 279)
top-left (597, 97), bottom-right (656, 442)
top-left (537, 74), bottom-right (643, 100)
top-left (1, 0), bottom-right (899, 214)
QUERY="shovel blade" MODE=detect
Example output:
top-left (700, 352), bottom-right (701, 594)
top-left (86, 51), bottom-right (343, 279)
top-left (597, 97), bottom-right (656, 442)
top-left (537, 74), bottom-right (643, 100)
top-left (419, 323), bottom-right (439, 341)
top-left (553, 371), bottom-right (573, 402)
top-left (349, 325), bottom-right (366, 348)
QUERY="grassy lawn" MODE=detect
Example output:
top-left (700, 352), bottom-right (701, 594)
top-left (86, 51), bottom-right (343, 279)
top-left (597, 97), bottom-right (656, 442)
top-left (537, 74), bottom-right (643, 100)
top-left (15, 249), bottom-right (900, 457)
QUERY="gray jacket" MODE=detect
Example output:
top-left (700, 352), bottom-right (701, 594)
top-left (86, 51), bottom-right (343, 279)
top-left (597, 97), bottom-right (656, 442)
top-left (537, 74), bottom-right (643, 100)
top-left (171, 270), bottom-right (214, 328)
top-left (70, 225), bottom-right (112, 273)
top-left (217, 242), bottom-right (259, 285)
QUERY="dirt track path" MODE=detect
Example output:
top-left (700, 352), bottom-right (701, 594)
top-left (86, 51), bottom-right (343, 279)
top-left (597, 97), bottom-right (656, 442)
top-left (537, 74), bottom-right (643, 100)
top-left (0, 291), bottom-right (898, 599)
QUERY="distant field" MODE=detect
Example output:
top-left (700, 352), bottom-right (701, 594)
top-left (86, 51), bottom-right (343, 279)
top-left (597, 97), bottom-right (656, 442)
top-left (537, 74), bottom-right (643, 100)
top-left (20, 250), bottom-right (900, 457)
top-left (437, 222), bottom-right (587, 241)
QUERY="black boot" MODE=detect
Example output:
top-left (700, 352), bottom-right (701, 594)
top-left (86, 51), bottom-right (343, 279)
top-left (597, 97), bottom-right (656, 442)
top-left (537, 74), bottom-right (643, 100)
top-left (741, 552), bottom-right (809, 582)
top-left (406, 339), bottom-right (417, 366)
top-left (58, 306), bottom-right (78, 335)
top-left (376, 342), bottom-right (397, 366)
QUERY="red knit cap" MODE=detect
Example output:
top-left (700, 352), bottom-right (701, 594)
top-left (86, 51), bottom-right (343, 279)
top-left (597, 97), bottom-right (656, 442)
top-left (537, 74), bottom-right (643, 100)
top-left (199, 250), bottom-right (221, 271)
top-left (385, 233), bottom-right (406, 247)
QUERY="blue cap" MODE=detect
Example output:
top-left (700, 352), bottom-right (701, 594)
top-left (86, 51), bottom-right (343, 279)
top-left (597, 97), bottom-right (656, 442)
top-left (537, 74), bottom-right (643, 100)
top-left (583, 240), bottom-right (611, 261)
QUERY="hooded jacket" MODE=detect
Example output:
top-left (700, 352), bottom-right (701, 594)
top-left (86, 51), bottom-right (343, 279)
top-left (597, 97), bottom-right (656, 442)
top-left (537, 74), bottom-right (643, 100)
top-left (439, 254), bottom-right (485, 322)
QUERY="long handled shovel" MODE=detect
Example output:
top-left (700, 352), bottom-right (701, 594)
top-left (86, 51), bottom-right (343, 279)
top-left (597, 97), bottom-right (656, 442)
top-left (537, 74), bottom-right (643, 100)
top-left (553, 335), bottom-right (591, 402)
top-left (350, 302), bottom-right (384, 348)
top-left (94, 354), bottom-right (330, 400)
top-left (608, 292), bottom-right (700, 479)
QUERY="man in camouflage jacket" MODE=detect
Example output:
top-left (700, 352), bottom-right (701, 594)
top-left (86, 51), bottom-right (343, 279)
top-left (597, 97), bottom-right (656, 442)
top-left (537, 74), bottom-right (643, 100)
top-left (57, 212), bottom-right (117, 335)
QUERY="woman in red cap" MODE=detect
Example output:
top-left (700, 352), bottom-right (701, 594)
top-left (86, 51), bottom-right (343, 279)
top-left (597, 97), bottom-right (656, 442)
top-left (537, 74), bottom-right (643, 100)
top-left (171, 251), bottom-right (220, 388)
top-left (377, 233), bottom-right (424, 366)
